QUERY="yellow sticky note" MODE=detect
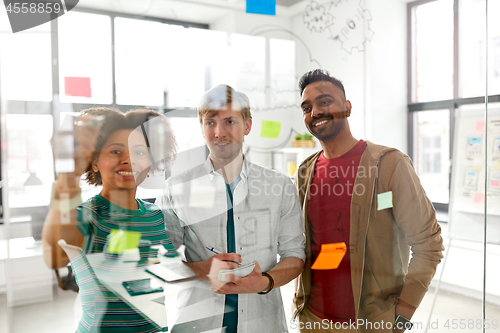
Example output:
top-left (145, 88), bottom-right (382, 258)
top-left (311, 242), bottom-right (347, 270)
top-left (107, 229), bottom-right (141, 254)
top-left (260, 120), bottom-right (281, 139)
top-left (377, 191), bottom-right (393, 211)
top-left (495, 160), bottom-right (500, 170)
top-left (475, 165), bottom-right (482, 171)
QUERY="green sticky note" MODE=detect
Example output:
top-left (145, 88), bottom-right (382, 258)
top-left (260, 120), bottom-right (281, 139)
top-left (377, 191), bottom-right (393, 211)
top-left (107, 229), bottom-right (141, 254)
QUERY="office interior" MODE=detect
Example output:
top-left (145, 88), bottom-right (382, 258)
top-left (0, 0), bottom-right (499, 332)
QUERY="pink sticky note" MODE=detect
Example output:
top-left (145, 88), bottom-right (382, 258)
top-left (473, 193), bottom-right (485, 203)
top-left (475, 121), bottom-right (485, 132)
top-left (64, 77), bottom-right (91, 97)
top-left (491, 180), bottom-right (500, 187)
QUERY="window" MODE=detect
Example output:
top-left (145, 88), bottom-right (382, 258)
top-left (422, 137), bottom-right (441, 174)
top-left (6, 115), bottom-right (54, 208)
top-left (408, 0), bottom-right (500, 206)
top-left (414, 110), bottom-right (450, 204)
top-left (413, 0), bottom-right (454, 102)
top-left (0, 9), bottom-right (52, 102)
top-left (460, 0), bottom-right (500, 97)
top-left (58, 11), bottom-right (113, 104)
top-left (114, 18), bottom-right (166, 106)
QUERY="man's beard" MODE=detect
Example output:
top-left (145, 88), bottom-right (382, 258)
top-left (308, 111), bottom-right (348, 142)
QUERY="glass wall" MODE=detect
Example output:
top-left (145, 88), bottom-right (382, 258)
top-left (409, 0), bottom-right (500, 332)
top-left (1, 0), bottom-right (499, 332)
top-left (0, 5), bottom-right (298, 333)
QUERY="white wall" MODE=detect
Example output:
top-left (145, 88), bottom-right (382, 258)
top-left (291, 0), bottom-right (408, 153)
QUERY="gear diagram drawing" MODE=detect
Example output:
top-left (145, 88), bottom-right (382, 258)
top-left (303, 2), bottom-right (334, 33)
top-left (303, 0), bottom-right (374, 54)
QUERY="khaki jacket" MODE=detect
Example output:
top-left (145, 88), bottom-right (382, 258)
top-left (293, 141), bottom-right (444, 332)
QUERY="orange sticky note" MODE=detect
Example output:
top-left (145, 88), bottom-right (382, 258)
top-left (311, 242), bottom-right (347, 270)
top-left (473, 193), bottom-right (485, 204)
top-left (475, 121), bottom-right (485, 132)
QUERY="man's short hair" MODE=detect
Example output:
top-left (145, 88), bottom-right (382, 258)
top-left (197, 84), bottom-right (252, 123)
top-left (298, 69), bottom-right (346, 98)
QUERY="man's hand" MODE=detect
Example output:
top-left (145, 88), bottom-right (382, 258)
top-left (210, 261), bottom-right (269, 295)
top-left (183, 253), bottom-right (241, 280)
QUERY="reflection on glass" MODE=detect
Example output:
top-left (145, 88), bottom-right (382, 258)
top-left (58, 11), bottom-right (112, 104)
top-left (6, 115), bottom-right (54, 208)
top-left (414, 110), bottom-right (450, 204)
top-left (414, 0), bottom-right (453, 102)
top-left (460, 0), bottom-right (500, 97)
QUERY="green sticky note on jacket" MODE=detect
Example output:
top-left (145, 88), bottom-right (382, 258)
top-left (377, 191), bottom-right (393, 211)
top-left (107, 229), bottom-right (141, 254)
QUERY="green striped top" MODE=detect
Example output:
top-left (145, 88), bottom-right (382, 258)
top-left (73, 195), bottom-right (174, 332)
top-left (77, 195), bottom-right (176, 258)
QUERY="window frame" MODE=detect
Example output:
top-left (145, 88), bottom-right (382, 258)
top-left (407, 0), bottom-right (500, 213)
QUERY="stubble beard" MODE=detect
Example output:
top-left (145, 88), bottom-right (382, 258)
top-left (308, 112), bottom-right (348, 143)
top-left (210, 142), bottom-right (241, 165)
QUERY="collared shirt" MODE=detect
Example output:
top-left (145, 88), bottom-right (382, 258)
top-left (156, 157), bottom-right (305, 333)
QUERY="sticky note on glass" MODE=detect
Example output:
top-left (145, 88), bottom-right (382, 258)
top-left (246, 0), bottom-right (276, 15)
top-left (107, 230), bottom-right (141, 254)
top-left (260, 120), bottom-right (281, 138)
top-left (377, 191), bottom-right (393, 211)
top-left (64, 77), bottom-right (91, 97)
top-left (311, 242), bottom-right (347, 270)
top-left (475, 164), bottom-right (482, 171)
top-left (475, 121), bottom-right (485, 132)
top-left (496, 160), bottom-right (500, 170)
top-left (473, 193), bottom-right (485, 204)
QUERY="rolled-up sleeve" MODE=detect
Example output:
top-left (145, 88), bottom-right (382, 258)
top-left (277, 177), bottom-right (306, 262)
top-left (156, 188), bottom-right (185, 249)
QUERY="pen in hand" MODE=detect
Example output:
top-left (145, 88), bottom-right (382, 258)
top-left (206, 246), bottom-right (241, 266)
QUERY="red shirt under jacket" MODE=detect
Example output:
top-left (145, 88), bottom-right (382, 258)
top-left (306, 140), bottom-right (367, 323)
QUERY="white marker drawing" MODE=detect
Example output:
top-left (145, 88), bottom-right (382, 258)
top-left (303, 0), bottom-right (374, 54)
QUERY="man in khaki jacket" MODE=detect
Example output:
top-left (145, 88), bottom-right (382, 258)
top-left (293, 69), bottom-right (444, 333)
